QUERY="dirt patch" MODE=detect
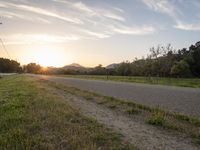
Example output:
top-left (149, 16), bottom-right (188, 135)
top-left (45, 84), bottom-right (200, 150)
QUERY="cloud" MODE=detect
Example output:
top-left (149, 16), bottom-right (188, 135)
top-left (52, 0), bottom-right (150, 36)
top-left (73, 1), bottom-right (126, 22)
top-left (111, 7), bottom-right (124, 13)
top-left (54, 0), bottom-right (125, 22)
top-left (103, 12), bottom-right (125, 22)
top-left (0, 2), bottom-right (83, 24)
top-left (110, 25), bottom-right (155, 35)
top-left (0, 11), bottom-right (24, 19)
top-left (17, 5), bottom-right (83, 24)
top-left (174, 22), bottom-right (200, 31)
top-left (73, 2), bottom-right (96, 15)
top-left (0, 3), bottom-right (7, 7)
top-left (2, 34), bottom-right (80, 45)
top-left (0, 11), bottom-right (52, 24)
top-left (81, 30), bottom-right (111, 38)
top-left (142, 0), bottom-right (200, 31)
top-left (141, 0), bottom-right (181, 19)
top-left (0, 0), bottom-right (157, 43)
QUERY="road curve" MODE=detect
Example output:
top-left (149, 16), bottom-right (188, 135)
top-left (31, 75), bottom-right (200, 117)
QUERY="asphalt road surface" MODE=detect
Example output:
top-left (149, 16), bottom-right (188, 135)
top-left (32, 75), bottom-right (200, 117)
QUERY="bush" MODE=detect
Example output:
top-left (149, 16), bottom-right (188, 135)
top-left (147, 112), bottom-right (166, 126)
top-left (170, 60), bottom-right (191, 77)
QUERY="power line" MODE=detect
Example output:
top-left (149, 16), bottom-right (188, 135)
top-left (0, 38), bottom-right (11, 59)
top-left (0, 21), bottom-right (11, 59)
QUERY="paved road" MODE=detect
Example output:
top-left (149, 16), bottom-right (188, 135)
top-left (33, 75), bottom-right (200, 117)
top-left (0, 73), bottom-right (17, 76)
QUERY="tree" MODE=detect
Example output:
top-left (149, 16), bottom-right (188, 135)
top-left (90, 64), bottom-right (107, 75)
top-left (116, 61), bottom-right (132, 76)
top-left (187, 42), bottom-right (200, 76)
top-left (170, 60), bottom-right (191, 77)
top-left (0, 58), bottom-right (21, 73)
top-left (24, 63), bottom-right (42, 74)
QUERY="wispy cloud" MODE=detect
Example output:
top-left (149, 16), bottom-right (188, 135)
top-left (81, 30), bottom-right (111, 39)
top-left (0, 11), bottom-right (52, 24)
top-left (103, 12), bottom-right (125, 22)
top-left (0, 3), bottom-right (7, 7)
top-left (73, 1), bottom-right (96, 15)
top-left (54, 0), bottom-right (125, 22)
top-left (0, 0), bottom-right (157, 44)
top-left (141, 0), bottom-right (200, 31)
top-left (174, 22), bottom-right (200, 31)
top-left (0, 11), bottom-right (20, 19)
top-left (3, 34), bottom-right (80, 45)
top-left (0, 1), bottom-right (83, 24)
top-left (142, 0), bottom-right (180, 19)
top-left (110, 25), bottom-right (155, 35)
top-left (52, 0), bottom-right (153, 36)
top-left (111, 6), bottom-right (124, 13)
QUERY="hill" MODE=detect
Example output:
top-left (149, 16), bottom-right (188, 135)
top-left (63, 63), bottom-right (87, 71)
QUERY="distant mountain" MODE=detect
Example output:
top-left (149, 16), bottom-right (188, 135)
top-left (106, 63), bottom-right (119, 69)
top-left (67, 63), bottom-right (84, 68)
top-left (63, 63), bottom-right (87, 71)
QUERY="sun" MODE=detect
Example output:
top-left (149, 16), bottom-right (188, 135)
top-left (29, 45), bottom-right (72, 67)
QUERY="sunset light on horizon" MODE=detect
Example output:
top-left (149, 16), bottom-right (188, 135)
top-left (0, 0), bottom-right (200, 67)
top-left (1, 1), bottom-right (200, 149)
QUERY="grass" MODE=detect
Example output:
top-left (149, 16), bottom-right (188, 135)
top-left (147, 112), bottom-right (179, 130)
top-left (41, 79), bottom-right (200, 144)
top-left (147, 112), bottom-right (166, 126)
top-left (59, 75), bottom-right (200, 88)
top-left (0, 75), bottom-right (134, 150)
top-left (194, 130), bottom-right (200, 144)
top-left (126, 107), bottom-right (140, 115)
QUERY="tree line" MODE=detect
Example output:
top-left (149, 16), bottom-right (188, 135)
top-left (1, 41), bottom-right (200, 78)
top-left (85, 41), bottom-right (200, 77)
top-left (0, 58), bottom-right (22, 73)
top-left (0, 59), bottom-right (44, 74)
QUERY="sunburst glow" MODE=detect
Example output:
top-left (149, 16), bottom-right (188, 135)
top-left (26, 45), bottom-right (73, 67)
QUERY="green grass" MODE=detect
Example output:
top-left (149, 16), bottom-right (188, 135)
top-left (0, 75), bottom-right (134, 150)
top-left (146, 111), bottom-right (179, 130)
top-left (194, 130), bottom-right (200, 144)
top-left (147, 112), bottom-right (166, 126)
top-left (147, 112), bottom-right (179, 130)
top-left (59, 75), bottom-right (200, 88)
top-left (126, 107), bottom-right (140, 115)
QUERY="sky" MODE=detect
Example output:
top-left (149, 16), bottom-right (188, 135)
top-left (0, 0), bottom-right (200, 67)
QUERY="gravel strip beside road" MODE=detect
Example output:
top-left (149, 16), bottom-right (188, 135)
top-left (46, 84), bottom-right (200, 150)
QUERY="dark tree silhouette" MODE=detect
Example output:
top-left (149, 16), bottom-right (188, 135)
top-left (0, 58), bottom-right (22, 73)
top-left (24, 63), bottom-right (42, 74)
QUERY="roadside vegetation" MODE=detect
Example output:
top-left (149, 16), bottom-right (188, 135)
top-left (44, 41), bottom-right (200, 79)
top-left (12, 41), bottom-right (199, 88)
top-left (0, 75), bottom-right (134, 149)
top-left (42, 79), bottom-right (200, 144)
top-left (0, 58), bottom-right (21, 73)
top-left (60, 75), bottom-right (200, 88)
top-left (1, 41), bottom-right (200, 89)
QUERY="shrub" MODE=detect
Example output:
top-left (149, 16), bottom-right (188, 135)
top-left (147, 112), bottom-right (166, 126)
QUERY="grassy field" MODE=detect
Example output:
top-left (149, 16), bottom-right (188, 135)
top-left (60, 75), bottom-right (200, 88)
top-left (0, 75), bottom-right (133, 150)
